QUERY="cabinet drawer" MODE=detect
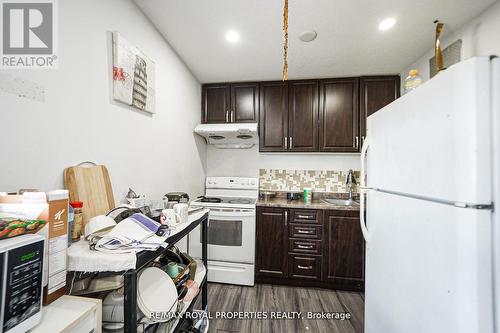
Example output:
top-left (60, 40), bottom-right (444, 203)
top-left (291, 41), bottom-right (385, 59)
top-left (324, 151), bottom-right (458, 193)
top-left (291, 209), bottom-right (320, 223)
top-left (289, 239), bottom-right (322, 255)
top-left (289, 255), bottom-right (322, 280)
top-left (289, 223), bottom-right (323, 240)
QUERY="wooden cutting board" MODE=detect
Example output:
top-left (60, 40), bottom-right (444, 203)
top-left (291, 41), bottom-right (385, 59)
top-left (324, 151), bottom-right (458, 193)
top-left (64, 163), bottom-right (115, 225)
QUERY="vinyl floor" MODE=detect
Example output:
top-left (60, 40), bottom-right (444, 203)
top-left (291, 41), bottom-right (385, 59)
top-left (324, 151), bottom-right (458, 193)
top-left (196, 283), bottom-right (364, 333)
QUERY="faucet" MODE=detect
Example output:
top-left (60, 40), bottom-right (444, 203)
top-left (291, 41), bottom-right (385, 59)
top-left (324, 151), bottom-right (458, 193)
top-left (346, 169), bottom-right (356, 200)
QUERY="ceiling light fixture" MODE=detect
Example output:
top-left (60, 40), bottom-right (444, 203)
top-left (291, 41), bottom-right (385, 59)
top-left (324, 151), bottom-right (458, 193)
top-left (379, 17), bottom-right (396, 31)
top-left (225, 30), bottom-right (240, 43)
top-left (299, 30), bottom-right (317, 42)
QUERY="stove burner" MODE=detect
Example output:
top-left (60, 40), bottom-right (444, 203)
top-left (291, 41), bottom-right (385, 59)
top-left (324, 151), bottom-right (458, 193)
top-left (198, 196), bottom-right (222, 203)
top-left (228, 199), bottom-right (252, 204)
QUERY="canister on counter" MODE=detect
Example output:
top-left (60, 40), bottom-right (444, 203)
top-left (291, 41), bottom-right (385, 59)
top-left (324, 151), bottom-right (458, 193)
top-left (70, 201), bottom-right (83, 242)
top-left (303, 188), bottom-right (313, 203)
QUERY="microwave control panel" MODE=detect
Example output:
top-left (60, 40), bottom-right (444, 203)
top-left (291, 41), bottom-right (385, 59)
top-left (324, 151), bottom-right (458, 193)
top-left (2, 240), bottom-right (44, 333)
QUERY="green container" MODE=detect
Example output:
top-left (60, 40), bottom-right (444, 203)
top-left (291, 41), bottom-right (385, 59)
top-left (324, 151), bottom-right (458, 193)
top-left (303, 188), bottom-right (312, 203)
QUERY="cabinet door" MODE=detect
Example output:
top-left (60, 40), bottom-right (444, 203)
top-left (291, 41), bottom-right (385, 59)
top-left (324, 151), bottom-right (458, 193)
top-left (202, 84), bottom-right (230, 123)
top-left (231, 82), bottom-right (259, 123)
top-left (256, 207), bottom-right (288, 278)
top-left (318, 78), bottom-right (359, 152)
top-left (259, 82), bottom-right (288, 152)
top-left (359, 76), bottom-right (400, 147)
top-left (323, 210), bottom-right (364, 291)
top-left (288, 80), bottom-right (319, 151)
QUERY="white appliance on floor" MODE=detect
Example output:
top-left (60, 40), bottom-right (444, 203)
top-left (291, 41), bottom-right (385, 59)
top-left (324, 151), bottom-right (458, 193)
top-left (360, 57), bottom-right (500, 333)
top-left (189, 177), bottom-right (258, 286)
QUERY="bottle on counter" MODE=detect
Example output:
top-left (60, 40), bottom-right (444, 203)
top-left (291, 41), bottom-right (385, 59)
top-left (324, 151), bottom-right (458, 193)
top-left (68, 204), bottom-right (74, 246)
top-left (303, 188), bottom-right (313, 203)
top-left (404, 69), bottom-right (423, 93)
top-left (70, 201), bottom-right (83, 242)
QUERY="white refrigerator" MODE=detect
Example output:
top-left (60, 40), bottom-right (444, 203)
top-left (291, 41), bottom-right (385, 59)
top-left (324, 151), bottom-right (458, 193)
top-left (360, 57), bottom-right (500, 333)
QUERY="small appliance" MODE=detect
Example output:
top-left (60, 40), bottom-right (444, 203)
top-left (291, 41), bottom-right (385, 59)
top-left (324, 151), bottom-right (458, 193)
top-left (189, 177), bottom-right (258, 286)
top-left (0, 234), bottom-right (45, 333)
top-left (164, 192), bottom-right (190, 205)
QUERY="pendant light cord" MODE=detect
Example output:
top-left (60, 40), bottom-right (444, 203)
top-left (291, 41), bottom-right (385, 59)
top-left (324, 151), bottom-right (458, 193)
top-left (282, 0), bottom-right (289, 81)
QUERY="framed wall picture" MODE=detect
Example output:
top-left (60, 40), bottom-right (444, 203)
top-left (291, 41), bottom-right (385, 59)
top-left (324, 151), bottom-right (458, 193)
top-left (112, 32), bottom-right (156, 113)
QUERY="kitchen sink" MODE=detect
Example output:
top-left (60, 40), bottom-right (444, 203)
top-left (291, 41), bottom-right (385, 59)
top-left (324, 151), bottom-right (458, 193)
top-left (322, 198), bottom-right (360, 206)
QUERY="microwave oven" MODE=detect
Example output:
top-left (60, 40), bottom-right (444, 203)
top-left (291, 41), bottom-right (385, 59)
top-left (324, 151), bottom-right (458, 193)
top-left (0, 234), bottom-right (45, 333)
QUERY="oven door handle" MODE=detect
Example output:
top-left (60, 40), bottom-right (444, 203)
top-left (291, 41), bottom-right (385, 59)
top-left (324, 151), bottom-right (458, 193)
top-left (208, 209), bottom-right (255, 218)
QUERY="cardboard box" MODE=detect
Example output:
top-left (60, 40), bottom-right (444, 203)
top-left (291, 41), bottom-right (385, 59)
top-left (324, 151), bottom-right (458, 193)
top-left (0, 190), bottom-right (69, 304)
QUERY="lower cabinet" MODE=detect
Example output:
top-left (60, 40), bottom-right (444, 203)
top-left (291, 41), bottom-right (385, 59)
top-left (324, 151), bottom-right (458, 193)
top-left (255, 207), bottom-right (288, 278)
top-left (323, 210), bottom-right (365, 290)
top-left (256, 206), bottom-right (364, 291)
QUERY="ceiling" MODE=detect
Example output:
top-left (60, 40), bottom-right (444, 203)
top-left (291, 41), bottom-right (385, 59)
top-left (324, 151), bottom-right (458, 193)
top-left (134, 0), bottom-right (496, 83)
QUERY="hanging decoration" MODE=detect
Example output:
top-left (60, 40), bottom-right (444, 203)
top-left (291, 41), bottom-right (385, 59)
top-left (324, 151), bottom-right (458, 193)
top-left (434, 20), bottom-right (445, 73)
top-left (282, 0), bottom-right (289, 81)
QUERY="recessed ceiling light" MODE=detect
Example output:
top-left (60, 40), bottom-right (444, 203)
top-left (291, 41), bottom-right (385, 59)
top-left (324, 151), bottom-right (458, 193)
top-left (379, 17), bottom-right (396, 31)
top-left (225, 30), bottom-right (240, 43)
top-left (299, 30), bottom-right (317, 42)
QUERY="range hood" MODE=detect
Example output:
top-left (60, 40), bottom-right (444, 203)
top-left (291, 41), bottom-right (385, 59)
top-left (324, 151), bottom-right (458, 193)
top-left (194, 123), bottom-right (258, 149)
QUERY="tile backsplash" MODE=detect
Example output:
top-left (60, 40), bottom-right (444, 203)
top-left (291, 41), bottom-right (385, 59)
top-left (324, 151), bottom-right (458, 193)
top-left (259, 169), bottom-right (360, 193)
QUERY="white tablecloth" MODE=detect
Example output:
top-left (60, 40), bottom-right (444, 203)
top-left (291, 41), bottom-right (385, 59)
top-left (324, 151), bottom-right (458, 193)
top-left (67, 209), bottom-right (208, 272)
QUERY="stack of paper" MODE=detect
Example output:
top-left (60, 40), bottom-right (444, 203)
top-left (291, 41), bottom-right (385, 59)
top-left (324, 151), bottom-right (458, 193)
top-left (95, 213), bottom-right (168, 253)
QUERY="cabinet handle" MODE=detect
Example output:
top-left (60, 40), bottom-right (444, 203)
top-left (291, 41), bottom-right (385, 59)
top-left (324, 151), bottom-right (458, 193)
top-left (355, 136), bottom-right (359, 149)
top-left (361, 136), bottom-right (365, 146)
top-left (298, 265), bottom-right (313, 270)
top-left (284, 211), bottom-right (288, 226)
top-left (297, 215), bottom-right (312, 219)
top-left (297, 244), bottom-right (313, 249)
top-left (231, 110), bottom-right (235, 122)
top-left (284, 137), bottom-right (288, 149)
top-left (225, 110), bottom-right (229, 123)
top-left (289, 137), bottom-right (293, 149)
top-left (297, 229), bottom-right (314, 234)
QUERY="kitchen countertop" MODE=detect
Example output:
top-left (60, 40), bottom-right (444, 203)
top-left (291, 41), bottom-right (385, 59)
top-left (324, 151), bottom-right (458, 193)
top-left (256, 197), bottom-right (360, 211)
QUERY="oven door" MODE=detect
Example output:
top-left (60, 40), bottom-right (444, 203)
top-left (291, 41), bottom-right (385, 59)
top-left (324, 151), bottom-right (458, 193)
top-left (189, 207), bottom-right (255, 264)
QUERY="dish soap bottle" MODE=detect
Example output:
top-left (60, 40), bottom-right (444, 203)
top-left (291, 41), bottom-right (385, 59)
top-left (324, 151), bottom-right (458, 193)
top-left (404, 69), bottom-right (423, 93)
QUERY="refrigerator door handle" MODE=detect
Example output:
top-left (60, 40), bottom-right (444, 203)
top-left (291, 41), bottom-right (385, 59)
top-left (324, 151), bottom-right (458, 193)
top-left (360, 133), bottom-right (371, 242)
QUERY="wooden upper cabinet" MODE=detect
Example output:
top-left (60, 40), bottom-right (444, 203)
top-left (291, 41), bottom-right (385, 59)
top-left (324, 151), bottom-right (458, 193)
top-left (231, 82), bottom-right (259, 123)
top-left (202, 82), bottom-right (258, 123)
top-left (202, 84), bottom-right (230, 123)
top-left (319, 78), bottom-right (359, 152)
top-left (256, 207), bottom-right (288, 278)
top-left (288, 80), bottom-right (319, 152)
top-left (359, 76), bottom-right (400, 146)
top-left (259, 81), bottom-right (288, 152)
top-left (202, 75), bottom-right (398, 152)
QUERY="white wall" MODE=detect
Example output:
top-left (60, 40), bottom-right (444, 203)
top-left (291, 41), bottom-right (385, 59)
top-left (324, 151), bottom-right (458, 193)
top-left (206, 146), bottom-right (360, 177)
top-left (0, 0), bottom-right (206, 203)
top-left (401, 0), bottom-right (500, 84)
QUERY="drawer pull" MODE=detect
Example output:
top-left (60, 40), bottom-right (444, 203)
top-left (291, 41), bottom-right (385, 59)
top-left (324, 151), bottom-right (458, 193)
top-left (297, 229), bottom-right (314, 234)
top-left (298, 265), bottom-right (313, 270)
top-left (297, 244), bottom-right (313, 249)
top-left (298, 215), bottom-right (312, 219)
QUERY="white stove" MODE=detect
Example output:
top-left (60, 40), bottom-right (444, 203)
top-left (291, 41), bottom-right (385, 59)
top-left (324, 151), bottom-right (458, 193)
top-left (189, 177), bottom-right (258, 286)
